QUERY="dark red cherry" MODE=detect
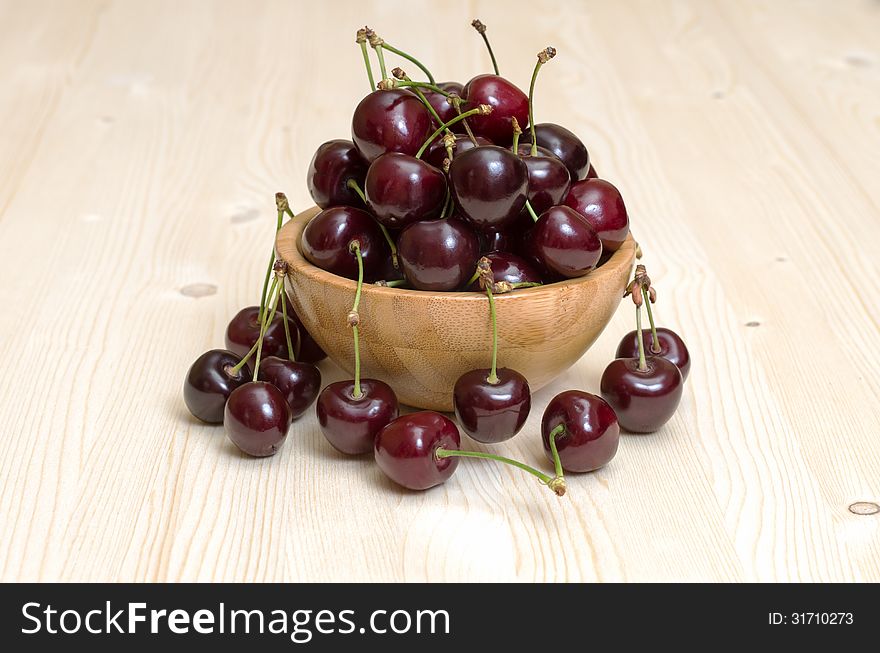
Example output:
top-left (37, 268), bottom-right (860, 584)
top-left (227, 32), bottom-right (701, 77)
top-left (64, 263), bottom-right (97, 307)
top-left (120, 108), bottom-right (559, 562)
top-left (351, 90), bottom-right (434, 162)
top-left (600, 357), bottom-right (683, 433)
top-left (461, 75), bottom-right (529, 145)
top-left (449, 145), bottom-right (528, 231)
top-left (466, 251), bottom-right (542, 290)
top-left (257, 356), bottom-right (321, 419)
top-left (424, 134), bottom-right (492, 170)
top-left (183, 349), bottom-right (250, 423)
top-left (453, 368), bottom-right (531, 443)
top-left (532, 205), bottom-right (602, 278)
top-left (306, 139), bottom-right (368, 209)
top-left (224, 381), bottom-right (291, 457)
top-left (225, 306), bottom-right (297, 361)
top-left (564, 179), bottom-right (629, 252)
top-left (616, 328), bottom-right (691, 381)
top-left (480, 228), bottom-right (511, 253)
top-left (364, 153), bottom-right (447, 228)
top-left (374, 411), bottom-right (461, 490)
top-left (520, 151), bottom-right (571, 214)
top-left (521, 123), bottom-right (590, 180)
top-left (280, 293), bottom-right (326, 363)
top-left (301, 206), bottom-right (389, 281)
top-left (541, 390), bottom-right (620, 473)
top-left (422, 81), bottom-right (466, 132)
top-left (397, 217), bottom-right (479, 291)
top-left (316, 379), bottom-right (399, 455)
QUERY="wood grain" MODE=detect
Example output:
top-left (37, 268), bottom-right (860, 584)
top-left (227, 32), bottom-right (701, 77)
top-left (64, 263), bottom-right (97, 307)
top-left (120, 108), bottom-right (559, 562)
top-left (0, 0), bottom-right (878, 582)
top-left (277, 207), bottom-right (635, 411)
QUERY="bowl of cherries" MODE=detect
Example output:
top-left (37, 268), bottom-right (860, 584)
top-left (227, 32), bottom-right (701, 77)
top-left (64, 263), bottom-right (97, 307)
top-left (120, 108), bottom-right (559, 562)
top-left (183, 22), bottom-right (690, 496)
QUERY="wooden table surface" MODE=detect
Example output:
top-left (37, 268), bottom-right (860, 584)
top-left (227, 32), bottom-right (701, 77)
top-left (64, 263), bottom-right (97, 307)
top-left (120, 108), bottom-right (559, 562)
top-left (2, 0), bottom-right (879, 583)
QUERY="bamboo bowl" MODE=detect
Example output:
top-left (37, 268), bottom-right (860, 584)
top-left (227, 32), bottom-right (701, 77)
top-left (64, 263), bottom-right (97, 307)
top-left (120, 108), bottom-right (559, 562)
top-left (276, 206), bottom-right (636, 411)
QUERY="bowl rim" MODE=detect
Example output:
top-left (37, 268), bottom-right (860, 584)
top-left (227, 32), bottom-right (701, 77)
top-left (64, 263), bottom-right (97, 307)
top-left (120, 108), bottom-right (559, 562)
top-left (277, 205), bottom-right (636, 302)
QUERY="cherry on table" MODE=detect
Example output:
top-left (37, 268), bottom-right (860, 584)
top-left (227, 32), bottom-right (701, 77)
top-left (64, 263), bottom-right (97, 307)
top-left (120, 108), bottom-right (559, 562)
top-left (541, 390), bottom-right (620, 472)
top-left (616, 327), bottom-right (691, 381)
top-left (600, 357), bottom-right (682, 433)
top-left (461, 74), bottom-right (529, 145)
top-left (449, 145), bottom-right (528, 231)
top-left (365, 152), bottom-right (446, 228)
top-left (374, 411), bottom-right (461, 490)
top-left (300, 206), bottom-right (389, 281)
top-left (307, 139), bottom-right (368, 209)
top-left (397, 217), bottom-right (479, 291)
top-left (257, 356), bottom-right (321, 419)
top-left (351, 89), bottom-right (434, 162)
top-left (224, 381), bottom-right (291, 456)
top-left (183, 349), bottom-right (250, 423)
top-left (564, 178), bottom-right (630, 252)
top-left (454, 368), bottom-right (531, 443)
top-left (225, 306), bottom-right (297, 361)
top-left (531, 205), bottom-right (602, 278)
top-left (317, 379), bottom-right (399, 455)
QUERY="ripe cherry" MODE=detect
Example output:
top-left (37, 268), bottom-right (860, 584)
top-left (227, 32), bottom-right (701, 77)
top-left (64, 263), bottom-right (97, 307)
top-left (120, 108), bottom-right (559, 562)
top-left (462, 75), bottom-right (529, 145)
top-left (520, 150), bottom-right (571, 214)
top-left (466, 251), bottom-right (542, 291)
top-left (397, 217), bottom-right (479, 291)
top-left (258, 356), bottom-right (321, 419)
top-left (365, 153), bottom-right (446, 228)
top-left (184, 349), bottom-right (250, 424)
top-left (531, 205), bottom-right (602, 278)
top-left (424, 134), bottom-right (492, 170)
top-left (306, 140), bottom-right (368, 209)
top-left (422, 81), bottom-right (466, 132)
top-left (224, 382), bottom-right (291, 456)
top-left (564, 178), bottom-right (630, 252)
top-left (301, 206), bottom-right (389, 281)
top-left (351, 89), bottom-right (433, 162)
top-left (541, 391), bottom-right (620, 472)
top-left (616, 327), bottom-right (690, 381)
top-left (522, 123), bottom-right (590, 180)
top-left (225, 306), bottom-right (296, 361)
top-left (449, 145), bottom-right (528, 231)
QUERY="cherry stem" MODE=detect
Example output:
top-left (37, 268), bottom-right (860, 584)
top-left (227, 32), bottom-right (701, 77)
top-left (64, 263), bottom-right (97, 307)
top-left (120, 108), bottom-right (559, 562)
top-left (636, 302), bottom-right (648, 372)
top-left (257, 205), bottom-right (285, 324)
top-left (409, 84), bottom-right (448, 135)
top-left (279, 291), bottom-right (296, 362)
top-left (511, 125), bottom-right (521, 154)
top-left (471, 20), bottom-right (499, 75)
top-left (359, 40), bottom-right (375, 91)
top-left (253, 277), bottom-right (281, 382)
top-left (453, 97), bottom-right (479, 146)
top-left (528, 49), bottom-right (555, 156)
top-left (374, 44), bottom-right (388, 80)
top-left (350, 241), bottom-right (365, 399)
top-left (642, 283), bottom-right (661, 353)
top-left (380, 43), bottom-right (435, 84)
top-left (416, 107), bottom-right (487, 158)
top-left (228, 339), bottom-right (258, 376)
top-left (439, 186), bottom-right (452, 218)
top-left (393, 80), bottom-right (450, 96)
top-left (547, 424), bottom-right (566, 481)
top-left (347, 179), bottom-right (399, 269)
top-left (376, 279), bottom-right (407, 288)
top-left (511, 281), bottom-right (542, 289)
top-left (435, 448), bottom-right (566, 496)
top-left (525, 199), bottom-right (540, 222)
top-left (486, 286), bottom-right (499, 384)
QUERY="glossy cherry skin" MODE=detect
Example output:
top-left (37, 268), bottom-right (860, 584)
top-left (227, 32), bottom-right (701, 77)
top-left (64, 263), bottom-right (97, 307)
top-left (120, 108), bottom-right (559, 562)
top-left (480, 228), bottom-right (512, 253)
top-left (541, 390), bottom-right (620, 472)
top-left (521, 123), bottom-right (590, 180)
top-left (184, 349), bottom-right (250, 423)
top-left (225, 306), bottom-right (297, 361)
top-left (306, 139), bottom-right (368, 209)
top-left (351, 90), bottom-right (434, 162)
top-left (564, 179), bottom-right (629, 252)
top-left (532, 206), bottom-right (603, 278)
top-left (374, 411), bottom-right (461, 491)
top-left (280, 293), bottom-right (326, 363)
top-left (600, 357), bottom-right (683, 433)
top-left (520, 151), bottom-right (571, 214)
top-left (365, 153), bottom-right (447, 228)
top-left (317, 379), bottom-right (399, 455)
top-left (224, 381), bottom-right (291, 456)
top-left (453, 368), bottom-right (531, 443)
top-left (616, 328), bottom-right (691, 381)
top-left (301, 206), bottom-right (389, 281)
top-left (466, 251), bottom-right (542, 291)
top-left (257, 356), bottom-right (321, 419)
top-left (450, 145), bottom-right (529, 231)
top-left (424, 134), bottom-right (492, 170)
top-left (397, 217), bottom-right (479, 291)
top-left (423, 81), bottom-right (466, 132)
top-left (462, 75), bottom-right (529, 145)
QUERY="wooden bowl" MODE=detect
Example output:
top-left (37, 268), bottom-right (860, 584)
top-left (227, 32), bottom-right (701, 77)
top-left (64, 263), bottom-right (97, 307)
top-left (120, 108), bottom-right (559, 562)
top-left (277, 206), bottom-right (636, 411)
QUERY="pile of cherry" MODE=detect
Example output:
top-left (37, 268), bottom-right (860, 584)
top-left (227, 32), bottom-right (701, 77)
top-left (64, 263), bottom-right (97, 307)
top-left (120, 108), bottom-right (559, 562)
top-left (183, 22), bottom-right (691, 496)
